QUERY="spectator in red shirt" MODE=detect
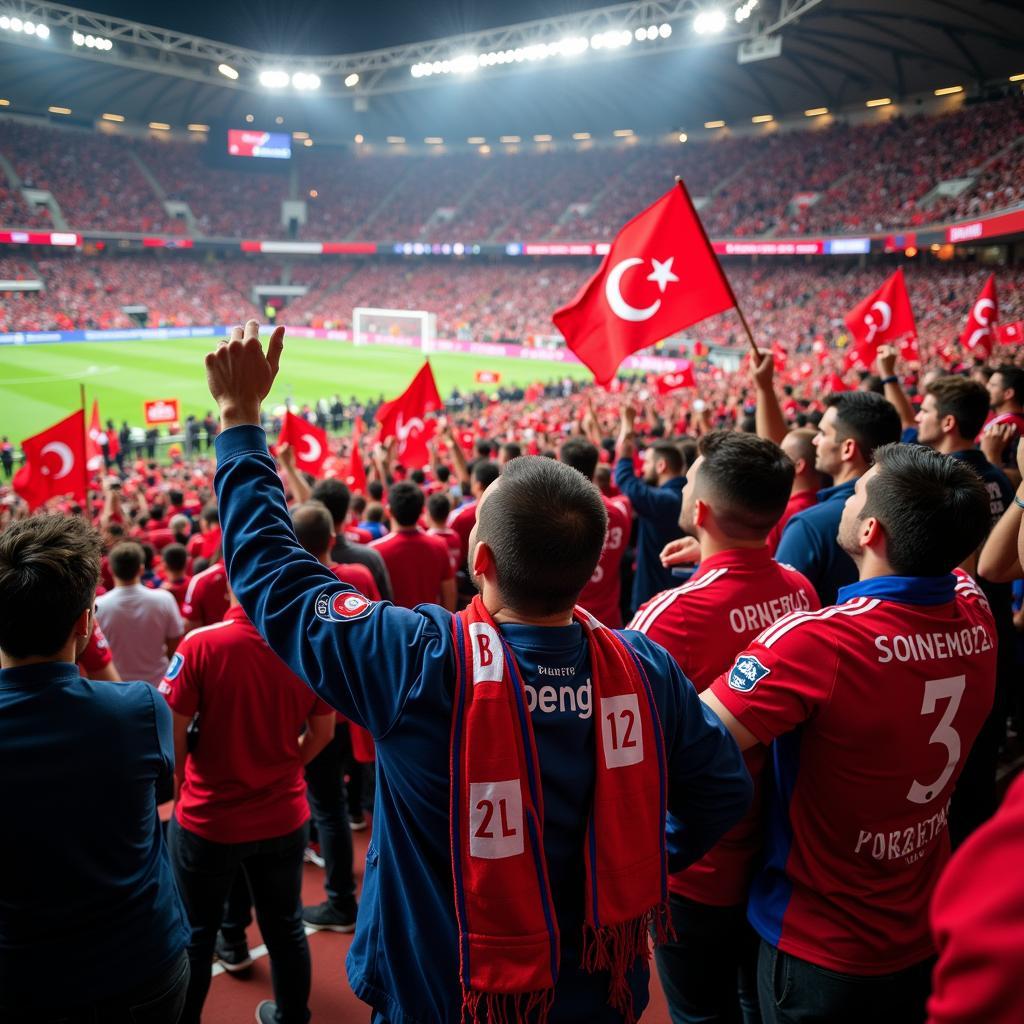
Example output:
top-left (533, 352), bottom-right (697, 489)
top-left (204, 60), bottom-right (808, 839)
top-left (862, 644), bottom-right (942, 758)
top-left (160, 594), bottom-right (335, 1024)
top-left (767, 429), bottom-right (822, 555)
top-left (159, 544), bottom-right (192, 612)
top-left (187, 505), bottom-right (222, 562)
top-left (77, 619), bottom-right (121, 682)
top-left (558, 438), bottom-right (630, 627)
top-left (370, 482), bottom-right (457, 610)
top-left (425, 492), bottom-right (461, 576)
top-left (181, 561), bottom-right (229, 632)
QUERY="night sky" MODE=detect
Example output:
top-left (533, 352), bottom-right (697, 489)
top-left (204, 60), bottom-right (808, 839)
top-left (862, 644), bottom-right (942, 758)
top-left (79, 1), bottom-right (616, 53)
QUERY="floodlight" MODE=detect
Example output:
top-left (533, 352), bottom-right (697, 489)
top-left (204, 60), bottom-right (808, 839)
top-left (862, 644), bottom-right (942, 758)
top-left (259, 69), bottom-right (289, 88)
top-left (344, 73), bottom-right (359, 87)
top-left (218, 63), bottom-right (239, 80)
top-left (694, 10), bottom-right (727, 34)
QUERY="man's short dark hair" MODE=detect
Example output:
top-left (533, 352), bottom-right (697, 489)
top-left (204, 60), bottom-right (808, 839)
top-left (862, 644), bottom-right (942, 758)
top-left (427, 491), bottom-right (452, 524)
top-left (367, 480), bottom-right (384, 502)
top-left (477, 456), bottom-right (607, 616)
top-left (994, 364), bottom-right (1024, 404)
top-left (109, 541), bottom-right (144, 582)
top-left (696, 431), bottom-right (795, 539)
top-left (861, 444), bottom-right (990, 576)
top-left (650, 442), bottom-right (684, 477)
top-left (311, 479), bottom-right (351, 527)
top-left (410, 468), bottom-right (426, 485)
top-left (0, 515), bottom-right (101, 658)
top-left (435, 464), bottom-right (451, 484)
top-left (292, 502), bottom-right (335, 557)
top-left (168, 489), bottom-right (184, 507)
top-left (389, 482), bottom-right (425, 527)
top-left (473, 460), bottom-right (500, 490)
top-left (161, 543), bottom-right (188, 573)
top-left (501, 442), bottom-right (522, 462)
top-left (925, 377), bottom-right (991, 440)
top-left (559, 437), bottom-right (599, 480)
top-left (826, 391), bottom-right (902, 463)
top-left (200, 503), bottom-right (219, 526)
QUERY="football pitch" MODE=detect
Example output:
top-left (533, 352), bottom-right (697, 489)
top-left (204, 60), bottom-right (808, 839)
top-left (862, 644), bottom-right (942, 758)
top-left (0, 335), bottom-right (596, 440)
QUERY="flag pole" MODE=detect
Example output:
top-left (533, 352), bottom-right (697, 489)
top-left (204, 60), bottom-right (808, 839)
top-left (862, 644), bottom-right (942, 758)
top-left (674, 176), bottom-right (761, 359)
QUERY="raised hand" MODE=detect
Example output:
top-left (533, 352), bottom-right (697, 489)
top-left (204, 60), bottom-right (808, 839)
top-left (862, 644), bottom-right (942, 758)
top-left (750, 349), bottom-right (775, 390)
top-left (876, 344), bottom-right (897, 379)
top-left (205, 320), bottom-right (284, 429)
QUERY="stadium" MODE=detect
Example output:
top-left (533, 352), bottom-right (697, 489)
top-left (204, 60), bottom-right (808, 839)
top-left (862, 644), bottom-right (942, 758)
top-left (1, 0), bottom-right (1023, 1021)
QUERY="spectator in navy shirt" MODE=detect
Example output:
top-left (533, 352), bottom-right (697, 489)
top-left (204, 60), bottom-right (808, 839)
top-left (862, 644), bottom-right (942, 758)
top-left (0, 514), bottom-right (190, 1022)
top-left (613, 403), bottom-right (686, 613)
top-left (205, 322), bottom-right (752, 1024)
top-left (776, 391), bottom-right (901, 605)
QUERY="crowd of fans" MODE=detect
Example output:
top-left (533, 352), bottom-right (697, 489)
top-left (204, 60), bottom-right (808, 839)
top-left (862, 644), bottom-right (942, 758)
top-left (0, 92), bottom-right (1021, 241)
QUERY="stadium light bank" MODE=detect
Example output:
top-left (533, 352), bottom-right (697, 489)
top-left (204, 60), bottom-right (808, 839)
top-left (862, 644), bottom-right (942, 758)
top-left (0, 14), bottom-right (50, 40)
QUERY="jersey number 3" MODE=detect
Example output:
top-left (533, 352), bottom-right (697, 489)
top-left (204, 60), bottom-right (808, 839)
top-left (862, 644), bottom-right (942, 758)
top-left (907, 675), bottom-right (966, 805)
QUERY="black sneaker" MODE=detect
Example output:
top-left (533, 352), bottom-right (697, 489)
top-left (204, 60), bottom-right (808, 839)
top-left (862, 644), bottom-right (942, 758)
top-left (214, 932), bottom-right (253, 972)
top-left (302, 900), bottom-right (357, 933)
top-left (348, 814), bottom-right (368, 832)
top-left (255, 1001), bottom-right (278, 1024)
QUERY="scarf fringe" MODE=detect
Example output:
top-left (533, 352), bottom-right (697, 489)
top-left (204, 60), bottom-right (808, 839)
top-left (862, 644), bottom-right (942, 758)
top-left (462, 986), bottom-right (555, 1024)
top-left (580, 902), bottom-right (673, 1024)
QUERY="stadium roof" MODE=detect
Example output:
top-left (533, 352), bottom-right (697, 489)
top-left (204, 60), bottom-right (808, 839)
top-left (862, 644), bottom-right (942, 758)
top-left (0, 0), bottom-right (1021, 140)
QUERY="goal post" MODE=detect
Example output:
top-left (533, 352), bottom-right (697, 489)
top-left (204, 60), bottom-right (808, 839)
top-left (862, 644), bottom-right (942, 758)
top-left (352, 307), bottom-right (436, 352)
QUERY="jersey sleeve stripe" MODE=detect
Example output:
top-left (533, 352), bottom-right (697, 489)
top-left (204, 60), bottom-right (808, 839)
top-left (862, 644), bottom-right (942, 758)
top-left (758, 598), bottom-right (880, 649)
top-left (183, 563), bottom-right (220, 604)
top-left (627, 567), bottom-right (727, 634)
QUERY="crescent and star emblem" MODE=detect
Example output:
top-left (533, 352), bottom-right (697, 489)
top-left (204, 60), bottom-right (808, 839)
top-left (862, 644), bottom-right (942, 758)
top-left (298, 434), bottom-right (322, 462)
top-left (864, 300), bottom-right (892, 343)
top-left (39, 441), bottom-right (74, 479)
top-left (604, 257), bottom-right (679, 322)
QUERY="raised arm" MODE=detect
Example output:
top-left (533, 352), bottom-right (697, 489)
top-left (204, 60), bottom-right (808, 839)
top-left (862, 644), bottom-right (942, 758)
top-left (277, 441), bottom-right (312, 503)
top-left (750, 350), bottom-right (787, 446)
top-left (876, 345), bottom-right (916, 431)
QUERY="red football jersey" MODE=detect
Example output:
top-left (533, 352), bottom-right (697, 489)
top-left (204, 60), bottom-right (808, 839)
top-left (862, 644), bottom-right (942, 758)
top-left (447, 500), bottom-right (477, 567)
top-left (160, 606), bottom-right (333, 844)
top-left (343, 525), bottom-right (374, 546)
top-left (330, 562), bottom-right (381, 601)
top-left (369, 529), bottom-right (454, 609)
top-left (711, 570), bottom-right (997, 975)
top-left (181, 562), bottom-right (229, 626)
top-left (928, 772), bottom-right (1024, 1024)
top-left (160, 576), bottom-right (191, 612)
top-left (629, 546), bottom-right (818, 904)
top-left (78, 620), bottom-right (113, 677)
top-left (428, 526), bottom-right (463, 576)
top-left (578, 496), bottom-right (632, 628)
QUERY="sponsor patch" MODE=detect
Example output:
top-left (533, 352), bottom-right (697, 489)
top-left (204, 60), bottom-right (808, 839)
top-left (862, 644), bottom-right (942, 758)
top-left (315, 590), bottom-right (374, 623)
top-left (165, 652), bottom-right (184, 681)
top-left (728, 655), bottom-right (770, 693)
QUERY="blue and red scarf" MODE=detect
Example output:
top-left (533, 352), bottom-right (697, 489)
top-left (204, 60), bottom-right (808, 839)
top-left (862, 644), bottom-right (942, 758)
top-left (450, 596), bottom-right (670, 1023)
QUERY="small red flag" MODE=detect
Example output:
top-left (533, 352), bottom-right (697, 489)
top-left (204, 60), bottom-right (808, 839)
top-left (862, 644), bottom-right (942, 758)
top-left (278, 410), bottom-right (329, 477)
top-left (655, 363), bottom-right (697, 395)
top-left (844, 268), bottom-right (918, 365)
top-left (345, 416), bottom-right (368, 495)
top-left (996, 320), bottom-right (1023, 347)
top-left (552, 183), bottom-right (736, 385)
top-left (14, 410), bottom-right (88, 509)
top-left (377, 360), bottom-right (443, 469)
top-left (824, 373), bottom-right (849, 393)
top-left (86, 399), bottom-right (105, 473)
top-left (959, 274), bottom-right (999, 358)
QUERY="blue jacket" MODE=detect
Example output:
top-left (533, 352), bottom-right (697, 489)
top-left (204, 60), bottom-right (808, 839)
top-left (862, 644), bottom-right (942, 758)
top-left (613, 458), bottom-right (686, 612)
top-left (0, 664), bottom-right (189, 1010)
top-left (775, 479), bottom-right (858, 607)
top-left (215, 427), bottom-right (751, 1024)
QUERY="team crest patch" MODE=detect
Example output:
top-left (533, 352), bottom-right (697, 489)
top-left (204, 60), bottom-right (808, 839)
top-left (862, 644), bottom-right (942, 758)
top-left (728, 655), bottom-right (769, 693)
top-left (315, 590), bottom-right (374, 623)
top-left (165, 652), bottom-right (184, 681)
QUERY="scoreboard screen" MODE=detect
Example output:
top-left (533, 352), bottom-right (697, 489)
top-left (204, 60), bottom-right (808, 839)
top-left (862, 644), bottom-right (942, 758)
top-left (227, 129), bottom-right (291, 160)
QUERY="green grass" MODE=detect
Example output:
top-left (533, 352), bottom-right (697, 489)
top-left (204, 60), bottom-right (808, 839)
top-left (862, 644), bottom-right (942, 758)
top-left (0, 336), bottom-right (595, 440)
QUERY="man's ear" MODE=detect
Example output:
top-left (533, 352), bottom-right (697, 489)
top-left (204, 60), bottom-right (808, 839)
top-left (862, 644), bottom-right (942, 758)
top-left (693, 498), bottom-right (709, 530)
top-left (840, 437), bottom-right (858, 464)
top-left (860, 515), bottom-right (883, 552)
top-left (471, 540), bottom-right (495, 579)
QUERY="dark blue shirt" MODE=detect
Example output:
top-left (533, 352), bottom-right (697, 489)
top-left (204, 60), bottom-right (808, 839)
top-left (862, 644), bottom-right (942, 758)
top-left (0, 664), bottom-right (189, 1009)
top-left (612, 458), bottom-right (685, 613)
top-left (775, 479), bottom-right (858, 607)
top-left (215, 427), bottom-right (751, 1024)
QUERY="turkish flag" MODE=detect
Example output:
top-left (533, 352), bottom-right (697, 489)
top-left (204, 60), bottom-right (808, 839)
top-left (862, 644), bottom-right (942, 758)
top-left (959, 274), bottom-right (999, 358)
top-left (345, 416), bottom-right (368, 495)
top-left (655, 363), bottom-right (696, 394)
top-left (86, 399), bottom-right (105, 473)
top-left (278, 410), bottom-right (329, 476)
top-left (377, 360), bottom-right (443, 468)
top-left (997, 320), bottom-right (1023, 346)
top-left (552, 183), bottom-right (736, 385)
top-left (13, 410), bottom-right (88, 509)
top-left (844, 268), bottom-right (918, 365)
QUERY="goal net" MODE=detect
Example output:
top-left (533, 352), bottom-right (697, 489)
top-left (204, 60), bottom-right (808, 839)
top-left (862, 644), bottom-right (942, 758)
top-left (352, 307), bottom-right (437, 351)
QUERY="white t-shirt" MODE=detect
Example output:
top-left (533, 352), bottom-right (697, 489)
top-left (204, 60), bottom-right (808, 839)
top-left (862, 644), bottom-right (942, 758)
top-left (95, 584), bottom-right (184, 686)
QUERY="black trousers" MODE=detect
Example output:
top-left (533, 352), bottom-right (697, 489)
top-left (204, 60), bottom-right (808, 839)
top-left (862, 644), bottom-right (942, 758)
top-left (304, 730), bottom-right (357, 909)
top-left (169, 820), bottom-right (312, 1024)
